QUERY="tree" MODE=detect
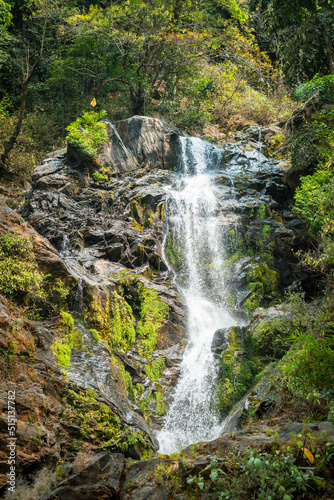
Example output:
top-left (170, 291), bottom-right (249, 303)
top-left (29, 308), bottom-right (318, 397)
top-left (55, 0), bottom-right (249, 116)
top-left (0, 0), bottom-right (67, 172)
top-left (0, 0), bottom-right (12, 27)
top-left (249, 0), bottom-right (334, 81)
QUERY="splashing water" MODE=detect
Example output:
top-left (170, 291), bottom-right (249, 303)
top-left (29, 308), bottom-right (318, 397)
top-left (158, 137), bottom-right (236, 453)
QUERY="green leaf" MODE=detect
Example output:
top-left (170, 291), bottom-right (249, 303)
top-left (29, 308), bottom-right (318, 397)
top-left (210, 470), bottom-right (218, 482)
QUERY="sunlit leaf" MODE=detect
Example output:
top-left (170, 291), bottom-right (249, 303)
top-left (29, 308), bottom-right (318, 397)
top-left (302, 448), bottom-right (315, 464)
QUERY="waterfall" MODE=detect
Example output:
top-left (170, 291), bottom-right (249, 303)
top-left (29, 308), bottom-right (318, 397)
top-left (158, 137), bottom-right (236, 454)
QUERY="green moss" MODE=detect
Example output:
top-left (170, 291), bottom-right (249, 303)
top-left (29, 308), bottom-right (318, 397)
top-left (116, 358), bottom-right (137, 402)
top-left (145, 356), bottom-right (166, 381)
top-left (165, 232), bottom-right (183, 270)
top-left (214, 327), bottom-right (262, 415)
top-left (257, 204), bottom-right (266, 220)
top-left (51, 342), bottom-right (71, 367)
top-left (84, 291), bottom-right (136, 351)
top-left (87, 274), bottom-right (169, 358)
top-left (109, 292), bottom-right (136, 350)
top-left (250, 318), bottom-right (293, 359)
top-left (130, 198), bottom-right (145, 223)
top-left (244, 261), bottom-right (280, 315)
top-left (155, 391), bottom-right (167, 416)
top-left (136, 285), bottom-right (169, 357)
top-left (84, 296), bottom-right (104, 330)
top-left (51, 311), bottom-right (88, 367)
top-left (65, 388), bottom-right (150, 454)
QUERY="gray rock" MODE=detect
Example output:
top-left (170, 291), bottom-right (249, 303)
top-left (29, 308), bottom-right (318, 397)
top-left (44, 452), bottom-right (125, 500)
top-left (121, 457), bottom-right (170, 500)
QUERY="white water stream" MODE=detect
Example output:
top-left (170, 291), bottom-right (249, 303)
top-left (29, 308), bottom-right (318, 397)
top-left (158, 137), bottom-right (236, 453)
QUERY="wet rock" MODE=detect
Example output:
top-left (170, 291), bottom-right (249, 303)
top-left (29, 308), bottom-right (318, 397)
top-left (248, 305), bottom-right (293, 334)
top-left (121, 457), bottom-right (170, 500)
top-left (44, 452), bottom-right (125, 500)
top-left (113, 115), bottom-right (183, 171)
top-left (211, 328), bottom-right (229, 353)
top-left (66, 344), bottom-right (159, 452)
top-left (106, 243), bottom-right (124, 262)
top-left (0, 298), bottom-right (9, 325)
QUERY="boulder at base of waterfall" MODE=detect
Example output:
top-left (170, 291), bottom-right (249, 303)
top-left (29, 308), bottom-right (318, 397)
top-left (44, 452), bottom-right (125, 500)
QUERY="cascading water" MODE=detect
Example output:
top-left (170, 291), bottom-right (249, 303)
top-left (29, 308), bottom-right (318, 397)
top-left (158, 137), bottom-right (237, 454)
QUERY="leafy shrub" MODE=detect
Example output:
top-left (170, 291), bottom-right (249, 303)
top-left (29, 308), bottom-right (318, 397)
top-left (66, 110), bottom-right (108, 157)
top-left (0, 232), bottom-right (46, 301)
top-left (186, 449), bottom-right (324, 499)
top-left (282, 329), bottom-right (334, 403)
top-left (294, 75), bottom-right (334, 103)
top-left (92, 166), bottom-right (110, 182)
top-left (293, 106), bottom-right (334, 267)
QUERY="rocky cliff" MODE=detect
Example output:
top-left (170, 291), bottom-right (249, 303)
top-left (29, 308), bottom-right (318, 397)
top-left (0, 116), bottom-right (326, 499)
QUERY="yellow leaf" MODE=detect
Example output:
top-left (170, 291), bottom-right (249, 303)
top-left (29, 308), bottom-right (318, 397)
top-left (90, 98), bottom-right (97, 107)
top-left (302, 448), bottom-right (314, 464)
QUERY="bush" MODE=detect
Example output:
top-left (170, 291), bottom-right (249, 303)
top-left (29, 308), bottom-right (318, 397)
top-left (0, 232), bottom-right (46, 301)
top-left (186, 449), bottom-right (324, 499)
top-left (66, 110), bottom-right (108, 157)
top-left (294, 75), bottom-right (334, 103)
top-left (283, 329), bottom-right (334, 403)
top-left (293, 106), bottom-right (334, 267)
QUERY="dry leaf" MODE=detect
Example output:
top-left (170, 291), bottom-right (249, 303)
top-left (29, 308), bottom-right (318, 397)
top-left (302, 448), bottom-right (314, 464)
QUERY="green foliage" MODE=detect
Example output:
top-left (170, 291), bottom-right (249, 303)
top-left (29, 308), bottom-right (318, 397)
top-left (145, 356), bottom-right (166, 381)
top-left (294, 75), bottom-right (334, 103)
top-left (250, 318), bottom-right (294, 359)
top-left (293, 106), bottom-right (334, 267)
top-left (282, 329), bottom-right (334, 403)
top-left (0, 232), bottom-right (46, 301)
top-left (0, 0), bottom-right (12, 27)
top-left (249, 0), bottom-right (334, 82)
top-left (66, 111), bottom-right (108, 157)
top-left (155, 391), bottom-right (167, 416)
top-left (136, 284), bottom-right (169, 357)
top-left (52, 311), bottom-right (87, 366)
top-left (65, 388), bottom-right (150, 453)
top-left (109, 292), bottom-right (136, 351)
top-left (243, 261), bottom-right (280, 315)
top-left (92, 166), bottom-right (110, 182)
top-left (186, 449), bottom-right (324, 499)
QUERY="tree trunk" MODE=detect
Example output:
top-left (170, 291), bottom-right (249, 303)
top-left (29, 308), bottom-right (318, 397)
top-left (320, 0), bottom-right (334, 74)
top-left (0, 62), bottom-right (39, 172)
top-left (129, 84), bottom-right (145, 115)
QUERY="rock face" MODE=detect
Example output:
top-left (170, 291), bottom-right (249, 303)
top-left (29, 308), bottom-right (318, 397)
top-left (0, 116), bottom-right (320, 496)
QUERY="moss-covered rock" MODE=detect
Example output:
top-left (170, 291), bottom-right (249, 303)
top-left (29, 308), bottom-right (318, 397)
top-left (63, 388), bottom-right (151, 458)
top-left (243, 260), bottom-right (281, 315)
